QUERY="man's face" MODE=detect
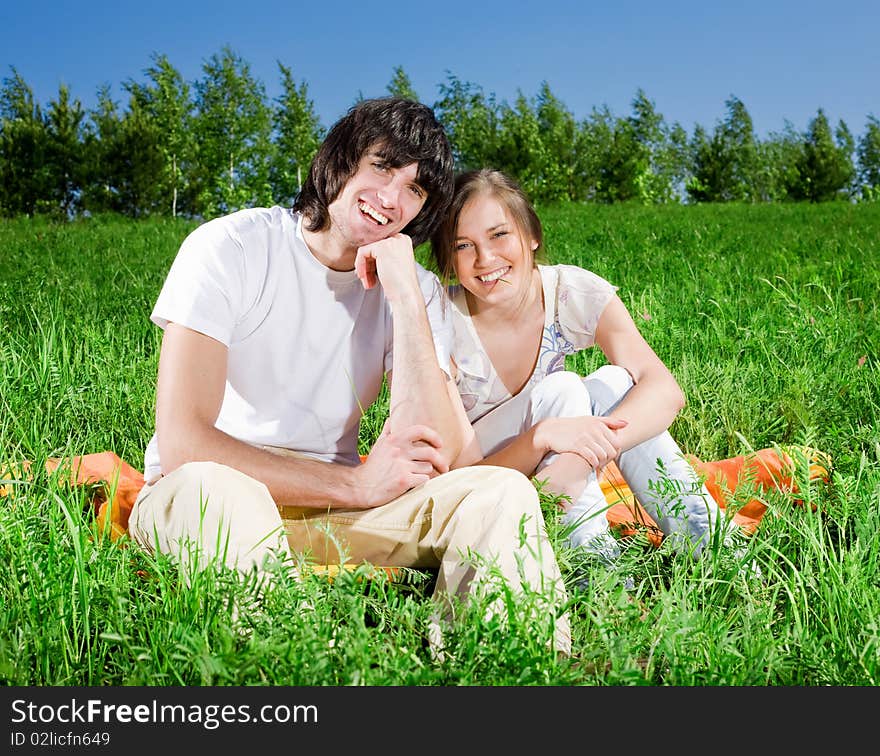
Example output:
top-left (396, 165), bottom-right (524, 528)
top-left (327, 148), bottom-right (428, 249)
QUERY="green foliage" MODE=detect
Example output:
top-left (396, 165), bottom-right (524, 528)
top-left (628, 89), bottom-right (689, 204)
top-left (44, 83), bottom-right (86, 218)
top-left (687, 96), bottom-right (759, 203)
top-left (81, 85), bottom-right (166, 217)
top-left (496, 92), bottom-right (551, 200)
top-left (792, 109), bottom-right (856, 202)
top-left (1, 55), bottom-right (877, 219)
top-left (2, 205), bottom-right (879, 685)
top-left (125, 54), bottom-right (194, 217)
top-left (586, 106), bottom-right (645, 203)
top-left (270, 62), bottom-right (324, 207)
top-left (752, 122), bottom-right (803, 202)
top-left (0, 67), bottom-right (52, 216)
top-left (433, 73), bottom-right (500, 172)
top-left (385, 65), bottom-right (418, 101)
top-left (192, 46), bottom-right (273, 216)
top-left (857, 114), bottom-right (880, 197)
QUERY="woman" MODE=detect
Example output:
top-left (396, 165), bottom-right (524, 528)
top-left (431, 168), bottom-right (738, 565)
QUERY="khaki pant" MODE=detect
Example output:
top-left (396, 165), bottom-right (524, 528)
top-left (129, 459), bottom-right (571, 654)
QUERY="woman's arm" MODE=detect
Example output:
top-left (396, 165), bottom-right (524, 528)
top-left (594, 295), bottom-right (686, 451)
top-left (442, 354), bottom-right (620, 476)
top-left (452, 415), bottom-right (627, 476)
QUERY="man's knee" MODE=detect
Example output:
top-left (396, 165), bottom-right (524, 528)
top-left (452, 465), bottom-right (539, 519)
top-left (132, 460), bottom-right (272, 535)
top-left (166, 461), bottom-right (270, 502)
top-left (167, 460), bottom-right (228, 499)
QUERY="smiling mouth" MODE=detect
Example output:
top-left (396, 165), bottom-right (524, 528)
top-left (478, 266), bottom-right (511, 283)
top-left (358, 201), bottom-right (389, 226)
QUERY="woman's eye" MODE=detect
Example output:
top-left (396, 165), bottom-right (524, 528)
top-left (492, 230), bottom-right (508, 239)
top-left (455, 242), bottom-right (471, 251)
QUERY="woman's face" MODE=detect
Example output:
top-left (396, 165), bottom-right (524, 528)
top-left (452, 192), bottom-right (536, 307)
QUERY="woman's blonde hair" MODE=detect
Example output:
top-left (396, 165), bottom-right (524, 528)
top-left (430, 168), bottom-right (544, 284)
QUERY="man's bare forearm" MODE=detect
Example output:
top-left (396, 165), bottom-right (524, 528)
top-left (158, 423), bottom-right (366, 509)
top-left (387, 291), bottom-right (462, 463)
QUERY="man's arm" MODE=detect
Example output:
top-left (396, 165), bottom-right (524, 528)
top-left (156, 322), bottom-right (447, 509)
top-left (356, 235), bottom-right (464, 467)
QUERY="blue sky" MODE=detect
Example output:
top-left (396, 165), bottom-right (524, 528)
top-left (3, 0), bottom-right (878, 139)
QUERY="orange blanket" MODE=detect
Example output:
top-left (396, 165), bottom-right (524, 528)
top-left (1, 447), bottom-right (830, 549)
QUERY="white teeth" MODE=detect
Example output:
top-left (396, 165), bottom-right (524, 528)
top-left (358, 201), bottom-right (389, 225)
top-left (478, 267), bottom-right (510, 283)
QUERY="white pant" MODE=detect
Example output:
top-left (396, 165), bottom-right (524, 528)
top-left (472, 366), bottom-right (734, 561)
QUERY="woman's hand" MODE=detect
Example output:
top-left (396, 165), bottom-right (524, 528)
top-left (535, 415), bottom-right (628, 472)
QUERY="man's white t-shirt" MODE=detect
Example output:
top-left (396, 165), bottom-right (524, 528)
top-left (142, 206), bottom-right (452, 482)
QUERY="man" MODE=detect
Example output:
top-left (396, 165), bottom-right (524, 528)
top-left (128, 97), bottom-right (570, 654)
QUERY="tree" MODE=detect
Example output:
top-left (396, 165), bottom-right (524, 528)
top-left (577, 106), bottom-right (644, 204)
top-left (44, 83), bottom-right (85, 218)
top-left (719, 96), bottom-right (758, 200)
top-left (82, 85), bottom-right (164, 217)
top-left (534, 82), bottom-right (579, 201)
top-left (193, 46), bottom-right (273, 216)
top-left (0, 67), bottom-right (51, 216)
top-left (125, 54), bottom-right (194, 217)
top-left (857, 115), bottom-right (880, 200)
top-left (573, 106), bottom-right (617, 202)
top-left (495, 92), bottom-right (548, 201)
top-left (754, 122), bottom-right (803, 202)
top-left (271, 62), bottom-right (324, 206)
top-left (81, 85), bottom-right (122, 213)
top-left (433, 73), bottom-right (500, 171)
top-left (386, 66), bottom-right (418, 101)
top-left (685, 124), bottom-right (718, 202)
top-left (794, 109), bottom-right (855, 202)
top-left (627, 89), bottom-right (688, 203)
top-left (663, 123), bottom-right (691, 202)
top-left (686, 96), bottom-right (757, 202)
top-left (834, 119), bottom-right (857, 199)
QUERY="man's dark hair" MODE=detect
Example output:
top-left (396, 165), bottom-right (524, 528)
top-left (293, 97), bottom-right (454, 247)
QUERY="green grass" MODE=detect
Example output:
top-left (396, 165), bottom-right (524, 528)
top-left (1, 202), bottom-right (879, 685)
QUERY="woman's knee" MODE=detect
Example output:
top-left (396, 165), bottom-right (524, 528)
top-left (531, 370), bottom-right (592, 418)
top-left (584, 364), bottom-right (634, 412)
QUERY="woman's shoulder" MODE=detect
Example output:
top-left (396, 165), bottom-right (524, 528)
top-left (539, 263), bottom-right (616, 293)
top-left (541, 264), bottom-right (617, 347)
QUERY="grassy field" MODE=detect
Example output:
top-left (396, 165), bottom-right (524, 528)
top-left (1, 201), bottom-right (878, 686)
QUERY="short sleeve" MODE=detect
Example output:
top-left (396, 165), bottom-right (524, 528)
top-left (552, 264), bottom-right (618, 350)
top-left (150, 217), bottom-right (249, 346)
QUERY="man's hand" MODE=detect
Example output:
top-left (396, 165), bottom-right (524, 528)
top-left (351, 423), bottom-right (448, 509)
top-left (355, 233), bottom-right (420, 302)
top-left (537, 415), bottom-right (628, 472)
